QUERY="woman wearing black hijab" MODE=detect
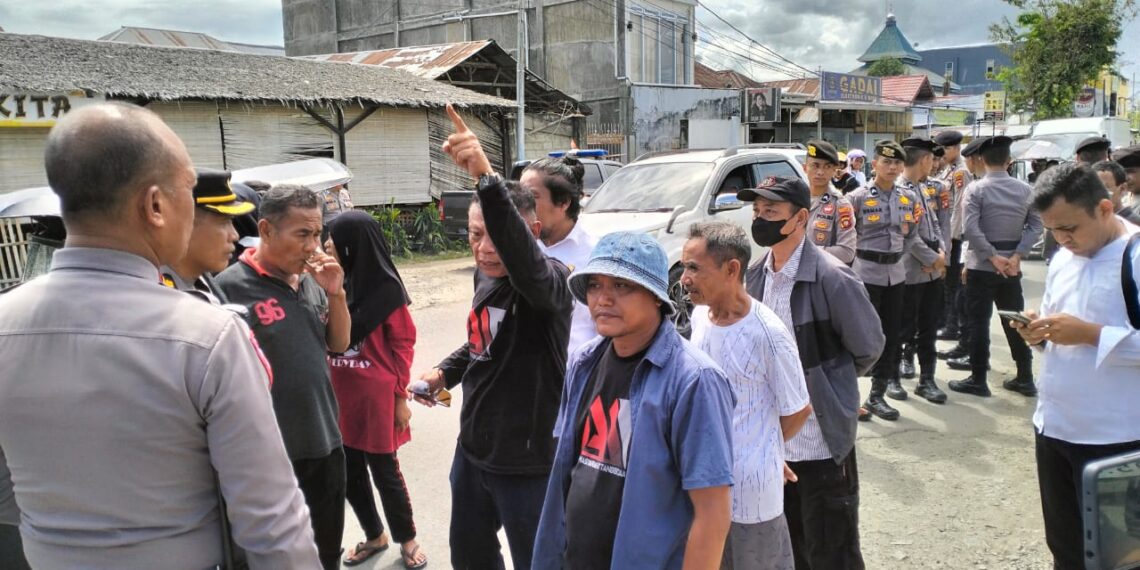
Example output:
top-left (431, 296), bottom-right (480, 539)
top-left (327, 211), bottom-right (427, 568)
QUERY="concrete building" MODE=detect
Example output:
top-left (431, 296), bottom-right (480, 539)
top-left (913, 43), bottom-right (1010, 96)
top-left (282, 0), bottom-right (745, 161)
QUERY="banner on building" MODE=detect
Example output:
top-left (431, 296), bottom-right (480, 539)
top-left (744, 88), bottom-right (781, 123)
top-left (0, 92), bottom-right (105, 128)
top-left (820, 72), bottom-right (881, 103)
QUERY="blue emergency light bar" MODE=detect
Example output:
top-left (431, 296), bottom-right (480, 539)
top-left (547, 149), bottom-right (608, 158)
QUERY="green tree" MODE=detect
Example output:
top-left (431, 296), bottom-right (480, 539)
top-left (866, 57), bottom-right (906, 77)
top-left (990, 0), bottom-right (1136, 119)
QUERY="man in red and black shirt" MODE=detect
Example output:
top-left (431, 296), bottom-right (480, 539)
top-left (214, 185), bottom-right (351, 570)
top-left (414, 106), bottom-right (573, 570)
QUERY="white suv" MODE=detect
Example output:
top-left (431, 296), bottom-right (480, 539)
top-left (576, 144), bottom-right (808, 336)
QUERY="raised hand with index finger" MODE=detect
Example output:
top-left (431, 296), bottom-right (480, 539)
top-left (442, 104), bottom-right (494, 181)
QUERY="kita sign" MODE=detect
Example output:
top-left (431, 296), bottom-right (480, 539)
top-left (821, 72), bottom-right (881, 103)
top-left (0, 92), bottom-right (105, 127)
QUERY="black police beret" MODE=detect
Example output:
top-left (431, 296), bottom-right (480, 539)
top-left (1112, 145), bottom-right (1140, 169)
top-left (961, 137), bottom-right (984, 157)
top-left (901, 137), bottom-right (938, 154)
top-left (805, 139), bottom-right (840, 164)
top-left (1075, 136), bottom-right (1111, 155)
top-left (875, 140), bottom-right (907, 161)
top-left (933, 131), bottom-right (964, 146)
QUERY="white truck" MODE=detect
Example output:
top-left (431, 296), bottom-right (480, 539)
top-left (1028, 117), bottom-right (1133, 160)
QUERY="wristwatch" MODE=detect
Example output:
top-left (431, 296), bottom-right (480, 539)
top-left (476, 172), bottom-right (501, 191)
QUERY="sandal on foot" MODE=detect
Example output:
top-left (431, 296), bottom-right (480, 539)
top-left (402, 544), bottom-right (428, 569)
top-left (343, 540), bottom-right (389, 566)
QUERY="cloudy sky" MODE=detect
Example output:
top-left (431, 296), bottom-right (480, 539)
top-left (1, 0), bottom-right (1137, 85)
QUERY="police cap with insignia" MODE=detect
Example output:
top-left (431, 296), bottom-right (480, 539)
top-left (805, 139), bottom-right (840, 165)
top-left (1113, 145), bottom-right (1140, 169)
top-left (194, 168), bottom-right (256, 217)
top-left (961, 137), bottom-right (985, 157)
top-left (901, 137), bottom-right (938, 154)
top-left (933, 131), bottom-right (964, 147)
top-left (874, 140), bottom-right (907, 161)
top-left (1075, 135), bottom-right (1111, 155)
top-left (737, 176), bottom-right (811, 210)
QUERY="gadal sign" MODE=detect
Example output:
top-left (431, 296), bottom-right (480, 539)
top-left (820, 72), bottom-right (882, 103)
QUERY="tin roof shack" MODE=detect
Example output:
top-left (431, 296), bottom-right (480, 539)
top-left (305, 40), bottom-right (590, 192)
top-left (0, 32), bottom-right (512, 205)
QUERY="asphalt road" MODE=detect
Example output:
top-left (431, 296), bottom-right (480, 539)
top-left (339, 255), bottom-right (1054, 569)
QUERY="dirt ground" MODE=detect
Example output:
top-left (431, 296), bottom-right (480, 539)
top-left (380, 254), bottom-right (1055, 569)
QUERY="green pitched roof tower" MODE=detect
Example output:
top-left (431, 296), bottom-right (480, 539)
top-left (858, 14), bottom-right (922, 64)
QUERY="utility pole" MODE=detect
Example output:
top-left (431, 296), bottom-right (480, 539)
top-left (516, 0), bottom-right (528, 162)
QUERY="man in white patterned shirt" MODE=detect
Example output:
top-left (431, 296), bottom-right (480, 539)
top-left (684, 221), bottom-right (812, 570)
top-left (742, 177), bottom-right (884, 569)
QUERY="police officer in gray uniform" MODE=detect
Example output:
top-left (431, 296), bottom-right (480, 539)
top-left (848, 140), bottom-right (922, 420)
top-left (933, 130), bottom-right (973, 341)
top-left (160, 168), bottom-right (255, 305)
top-left (896, 137), bottom-right (949, 403)
top-left (803, 139), bottom-right (857, 264)
top-left (948, 136), bottom-right (1043, 398)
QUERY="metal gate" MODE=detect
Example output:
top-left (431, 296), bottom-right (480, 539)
top-left (0, 219), bottom-right (28, 291)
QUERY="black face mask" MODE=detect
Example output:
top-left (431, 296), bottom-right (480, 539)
top-left (751, 216), bottom-right (791, 247)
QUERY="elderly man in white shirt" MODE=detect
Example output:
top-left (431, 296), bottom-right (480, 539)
top-left (521, 156), bottom-right (599, 355)
top-left (1011, 162), bottom-right (1140, 570)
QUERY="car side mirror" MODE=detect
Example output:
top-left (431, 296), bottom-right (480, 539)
top-left (1082, 450), bottom-right (1140, 570)
top-left (713, 192), bottom-right (746, 211)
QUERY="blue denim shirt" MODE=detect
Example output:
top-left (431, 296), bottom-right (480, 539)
top-left (532, 320), bottom-right (736, 569)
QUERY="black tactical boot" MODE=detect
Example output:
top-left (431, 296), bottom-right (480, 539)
top-left (864, 379), bottom-right (901, 421)
top-left (899, 344), bottom-right (917, 379)
top-left (886, 377), bottom-right (908, 401)
top-left (948, 376), bottom-right (992, 397)
top-left (937, 344), bottom-right (968, 360)
top-left (1002, 368), bottom-right (1038, 397)
top-left (915, 373), bottom-right (948, 403)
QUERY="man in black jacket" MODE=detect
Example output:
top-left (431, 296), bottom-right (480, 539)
top-left (742, 177), bottom-right (884, 569)
top-left (414, 105), bottom-right (573, 570)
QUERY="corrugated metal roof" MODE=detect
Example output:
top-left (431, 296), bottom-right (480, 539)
top-left (98, 26), bottom-right (285, 56)
top-left (307, 41), bottom-right (494, 80)
top-left (693, 62), bottom-right (763, 89)
top-left (881, 75), bottom-right (934, 105)
top-left (756, 78), bottom-right (820, 98)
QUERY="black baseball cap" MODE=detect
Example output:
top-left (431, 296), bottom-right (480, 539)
top-left (193, 168), bottom-right (255, 216)
top-left (737, 176), bottom-right (811, 210)
top-left (875, 140), bottom-right (907, 161)
top-left (933, 131), bottom-right (964, 146)
top-left (1075, 136), bottom-right (1111, 155)
top-left (805, 140), bottom-right (840, 165)
top-left (1112, 145), bottom-right (1140, 168)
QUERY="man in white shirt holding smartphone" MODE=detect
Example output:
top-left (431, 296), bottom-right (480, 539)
top-left (1011, 162), bottom-right (1140, 570)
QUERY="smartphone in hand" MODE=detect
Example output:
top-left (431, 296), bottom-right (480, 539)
top-left (997, 310), bottom-right (1032, 325)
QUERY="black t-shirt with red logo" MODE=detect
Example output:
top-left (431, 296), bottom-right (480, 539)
top-left (563, 342), bottom-right (644, 570)
top-left (214, 251), bottom-right (342, 462)
top-left (437, 178), bottom-right (573, 476)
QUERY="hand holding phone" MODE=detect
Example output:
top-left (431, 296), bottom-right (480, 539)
top-left (998, 310), bottom-right (1032, 325)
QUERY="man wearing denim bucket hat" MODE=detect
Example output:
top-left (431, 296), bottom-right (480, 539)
top-left (533, 231), bottom-right (736, 569)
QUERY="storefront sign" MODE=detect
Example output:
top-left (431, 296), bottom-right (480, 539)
top-left (821, 72), bottom-right (881, 103)
top-left (0, 92), bottom-right (104, 127)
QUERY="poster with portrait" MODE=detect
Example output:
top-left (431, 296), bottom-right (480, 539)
top-left (744, 88), bottom-right (780, 123)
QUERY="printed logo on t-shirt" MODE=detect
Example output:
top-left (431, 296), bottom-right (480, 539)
top-left (254, 298), bottom-right (286, 326)
top-left (578, 396), bottom-right (631, 477)
top-left (467, 305), bottom-right (506, 361)
top-left (329, 343), bottom-right (372, 369)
